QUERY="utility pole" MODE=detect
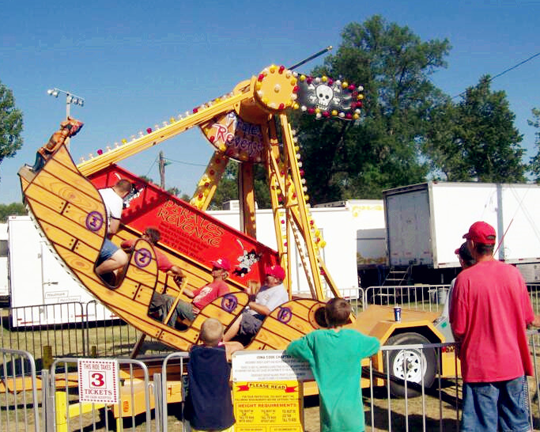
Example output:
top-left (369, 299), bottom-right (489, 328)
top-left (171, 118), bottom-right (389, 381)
top-left (159, 151), bottom-right (166, 189)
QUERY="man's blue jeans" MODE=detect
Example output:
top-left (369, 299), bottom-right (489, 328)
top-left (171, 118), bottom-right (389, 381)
top-left (461, 376), bottom-right (531, 432)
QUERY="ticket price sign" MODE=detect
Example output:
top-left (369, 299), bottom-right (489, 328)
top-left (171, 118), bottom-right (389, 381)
top-left (232, 351), bottom-right (313, 432)
top-left (78, 359), bottom-right (119, 404)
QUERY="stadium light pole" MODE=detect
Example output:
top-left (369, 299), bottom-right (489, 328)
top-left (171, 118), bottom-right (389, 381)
top-left (47, 88), bottom-right (85, 149)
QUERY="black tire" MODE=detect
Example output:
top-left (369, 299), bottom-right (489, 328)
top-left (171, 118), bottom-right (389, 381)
top-left (384, 332), bottom-right (437, 398)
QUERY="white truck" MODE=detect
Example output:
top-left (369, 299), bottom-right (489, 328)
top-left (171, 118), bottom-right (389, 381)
top-left (383, 182), bottom-right (540, 284)
top-left (7, 216), bottom-right (117, 327)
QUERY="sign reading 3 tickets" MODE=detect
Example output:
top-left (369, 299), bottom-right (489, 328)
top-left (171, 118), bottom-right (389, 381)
top-left (78, 359), bottom-right (119, 404)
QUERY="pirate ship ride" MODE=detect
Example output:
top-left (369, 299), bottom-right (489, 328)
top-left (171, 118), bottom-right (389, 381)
top-left (19, 60), bottom-right (364, 352)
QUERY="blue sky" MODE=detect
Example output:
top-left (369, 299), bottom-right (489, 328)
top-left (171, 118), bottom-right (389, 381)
top-left (1, 0), bottom-right (539, 204)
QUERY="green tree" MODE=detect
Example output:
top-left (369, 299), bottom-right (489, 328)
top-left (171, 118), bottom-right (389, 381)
top-left (166, 186), bottom-right (181, 196)
top-left (210, 163), bottom-right (239, 209)
top-left (422, 99), bottom-right (463, 180)
top-left (139, 175), bottom-right (155, 184)
top-left (253, 166), bottom-right (271, 209)
top-left (294, 16), bottom-right (451, 202)
top-left (0, 202), bottom-right (27, 222)
top-left (424, 76), bottom-right (525, 182)
top-left (0, 80), bottom-right (23, 166)
top-left (210, 162), bottom-right (272, 209)
top-left (528, 108), bottom-right (540, 182)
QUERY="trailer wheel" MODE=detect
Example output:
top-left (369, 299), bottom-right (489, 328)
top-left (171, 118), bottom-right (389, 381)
top-left (384, 332), bottom-right (437, 398)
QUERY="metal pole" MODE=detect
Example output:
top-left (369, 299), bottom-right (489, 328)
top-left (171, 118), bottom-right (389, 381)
top-left (65, 93), bottom-right (71, 120)
top-left (47, 88), bottom-right (84, 151)
top-left (65, 94), bottom-right (71, 150)
top-left (288, 46), bottom-right (333, 71)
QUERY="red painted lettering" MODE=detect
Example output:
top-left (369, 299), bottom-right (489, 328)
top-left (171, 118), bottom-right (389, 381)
top-left (213, 124), bottom-right (234, 144)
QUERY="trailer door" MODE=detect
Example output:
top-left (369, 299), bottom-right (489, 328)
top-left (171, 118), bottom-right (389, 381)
top-left (386, 189), bottom-right (432, 266)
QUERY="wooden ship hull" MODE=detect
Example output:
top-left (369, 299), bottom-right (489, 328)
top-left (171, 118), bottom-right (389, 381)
top-left (19, 144), bottom-right (326, 352)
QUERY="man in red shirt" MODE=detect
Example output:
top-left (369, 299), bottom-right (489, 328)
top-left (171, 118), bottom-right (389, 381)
top-left (450, 221), bottom-right (535, 431)
top-left (181, 257), bottom-right (231, 316)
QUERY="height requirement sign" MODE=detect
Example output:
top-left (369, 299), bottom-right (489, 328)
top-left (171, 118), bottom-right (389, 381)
top-left (232, 351), bottom-right (313, 432)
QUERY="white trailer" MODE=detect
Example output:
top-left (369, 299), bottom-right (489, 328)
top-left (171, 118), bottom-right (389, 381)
top-left (210, 201), bottom-right (365, 297)
top-left (316, 200), bottom-right (386, 268)
top-left (0, 223), bottom-right (8, 303)
top-left (383, 182), bottom-right (540, 283)
top-left (8, 216), bottom-right (117, 327)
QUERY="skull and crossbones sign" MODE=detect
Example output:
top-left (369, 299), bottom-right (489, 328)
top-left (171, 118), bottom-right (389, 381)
top-left (308, 84), bottom-right (341, 110)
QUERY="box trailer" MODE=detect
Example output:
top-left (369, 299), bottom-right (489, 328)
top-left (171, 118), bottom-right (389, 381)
top-left (7, 216), bottom-right (117, 327)
top-left (210, 202), bottom-right (362, 297)
top-left (383, 182), bottom-right (540, 283)
top-left (314, 200), bottom-right (386, 267)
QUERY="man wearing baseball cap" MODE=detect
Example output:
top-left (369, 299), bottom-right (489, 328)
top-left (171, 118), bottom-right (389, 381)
top-left (450, 221), bottom-right (535, 431)
top-left (224, 264), bottom-right (289, 345)
top-left (152, 257), bottom-right (231, 327)
top-left (436, 242), bottom-right (476, 343)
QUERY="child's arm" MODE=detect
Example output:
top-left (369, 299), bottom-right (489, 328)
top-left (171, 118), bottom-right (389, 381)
top-left (224, 341), bottom-right (244, 361)
top-left (363, 334), bottom-right (381, 358)
top-left (285, 336), bottom-right (314, 364)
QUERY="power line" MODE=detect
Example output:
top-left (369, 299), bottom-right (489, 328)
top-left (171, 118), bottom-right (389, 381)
top-left (143, 156), bottom-right (206, 179)
top-left (162, 157), bottom-right (207, 167)
top-left (490, 51), bottom-right (540, 81)
top-left (452, 50), bottom-right (540, 100)
top-left (144, 157), bottom-right (157, 178)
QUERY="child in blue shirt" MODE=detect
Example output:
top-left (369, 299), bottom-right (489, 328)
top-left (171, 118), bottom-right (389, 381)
top-left (183, 318), bottom-right (242, 432)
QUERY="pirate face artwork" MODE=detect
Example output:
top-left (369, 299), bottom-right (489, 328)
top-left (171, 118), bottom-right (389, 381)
top-left (233, 248), bottom-right (262, 277)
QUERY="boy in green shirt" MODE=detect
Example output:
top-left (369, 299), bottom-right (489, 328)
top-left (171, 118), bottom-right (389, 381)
top-left (286, 298), bottom-right (380, 432)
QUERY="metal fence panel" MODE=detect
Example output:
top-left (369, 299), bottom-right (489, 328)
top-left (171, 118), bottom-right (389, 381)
top-left (364, 285), bottom-right (451, 313)
top-left (161, 353), bottom-right (189, 432)
top-left (50, 357), bottom-right (153, 432)
top-left (0, 348), bottom-right (40, 432)
top-left (1, 302), bottom-right (166, 367)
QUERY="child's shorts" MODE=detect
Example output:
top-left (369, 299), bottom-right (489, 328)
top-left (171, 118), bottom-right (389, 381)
top-left (190, 426), bottom-right (234, 432)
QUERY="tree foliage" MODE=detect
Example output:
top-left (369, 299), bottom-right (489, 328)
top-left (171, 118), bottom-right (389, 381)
top-left (211, 162), bottom-right (272, 209)
top-left (0, 202), bottom-right (27, 222)
top-left (423, 76), bottom-right (525, 182)
top-left (294, 15), bottom-right (451, 203)
top-left (0, 80), bottom-right (23, 166)
top-left (211, 163), bottom-right (239, 209)
top-left (528, 108), bottom-right (540, 183)
top-left (166, 186), bottom-right (180, 196)
top-left (198, 17), bottom-right (529, 208)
